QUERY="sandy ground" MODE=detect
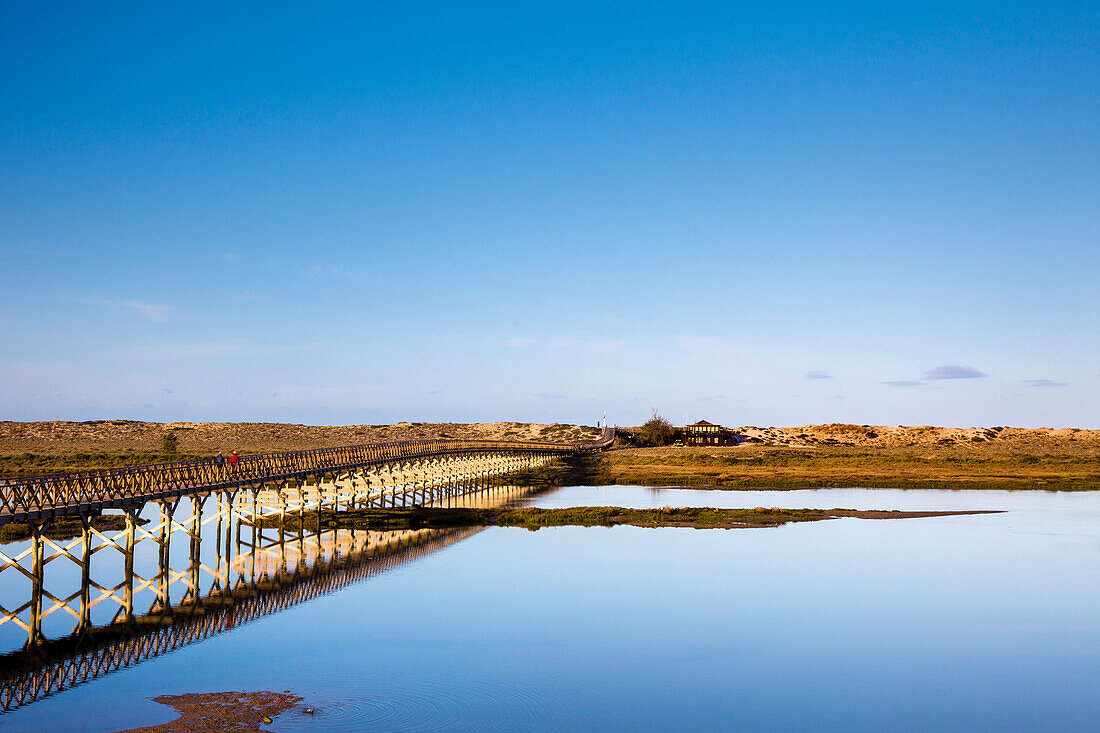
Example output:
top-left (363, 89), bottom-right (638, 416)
top-left (733, 423), bottom-right (1100, 452)
top-left (3, 420), bottom-right (1094, 456)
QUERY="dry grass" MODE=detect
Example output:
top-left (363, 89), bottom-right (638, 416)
top-left (0, 421), bottom-right (601, 476)
top-left (4, 420), bottom-right (1097, 489)
top-left (603, 432), bottom-right (1100, 490)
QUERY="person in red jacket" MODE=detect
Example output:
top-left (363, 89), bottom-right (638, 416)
top-left (229, 451), bottom-right (240, 471)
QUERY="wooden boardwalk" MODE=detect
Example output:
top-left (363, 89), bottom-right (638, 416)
top-left (0, 428), bottom-right (615, 526)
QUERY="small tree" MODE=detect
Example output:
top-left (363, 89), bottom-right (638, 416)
top-left (161, 430), bottom-right (179, 457)
top-left (637, 409), bottom-right (675, 447)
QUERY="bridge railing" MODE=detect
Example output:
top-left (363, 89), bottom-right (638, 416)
top-left (0, 426), bottom-right (615, 524)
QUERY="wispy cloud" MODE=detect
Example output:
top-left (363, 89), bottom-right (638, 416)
top-left (91, 299), bottom-right (171, 322)
top-left (238, 290), bottom-right (273, 301)
top-left (502, 336), bottom-right (628, 353)
top-left (220, 252), bottom-right (243, 263)
top-left (534, 392), bottom-right (568, 400)
top-left (924, 365), bottom-right (987, 380)
top-left (882, 380), bottom-right (924, 387)
top-left (130, 338), bottom-right (250, 359)
top-left (805, 370), bottom-right (832, 380)
top-left (0, 361), bottom-right (78, 390)
top-left (671, 335), bottom-right (798, 377)
top-left (552, 338), bottom-right (627, 352)
top-left (267, 385), bottom-right (381, 407)
top-left (309, 264), bottom-right (363, 280)
top-left (270, 342), bottom-right (327, 354)
top-left (1023, 379), bottom-right (1067, 388)
top-left (696, 394), bottom-right (725, 403)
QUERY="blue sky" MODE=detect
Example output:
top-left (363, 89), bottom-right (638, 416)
top-left (2, 1), bottom-right (1097, 427)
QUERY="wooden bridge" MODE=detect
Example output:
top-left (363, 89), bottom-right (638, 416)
top-left (0, 427), bottom-right (614, 526)
top-left (0, 425), bottom-right (617, 713)
top-left (0, 427), bottom-right (614, 693)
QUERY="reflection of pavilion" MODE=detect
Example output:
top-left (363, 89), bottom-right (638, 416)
top-left (0, 480), bottom-right (536, 713)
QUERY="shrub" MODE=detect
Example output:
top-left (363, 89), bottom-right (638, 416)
top-left (636, 410), bottom-right (675, 447)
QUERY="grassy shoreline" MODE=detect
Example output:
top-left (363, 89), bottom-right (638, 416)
top-left (254, 506), bottom-right (1000, 532)
top-left (503, 450), bottom-right (1100, 491)
top-left (2, 423), bottom-right (1098, 490)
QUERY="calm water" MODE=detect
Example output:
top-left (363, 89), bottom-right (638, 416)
top-left (3, 486), bottom-right (1099, 732)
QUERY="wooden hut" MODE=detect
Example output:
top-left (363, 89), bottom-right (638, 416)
top-left (683, 420), bottom-right (738, 446)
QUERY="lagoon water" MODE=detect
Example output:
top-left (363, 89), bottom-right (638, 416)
top-left (3, 486), bottom-right (1099, 732)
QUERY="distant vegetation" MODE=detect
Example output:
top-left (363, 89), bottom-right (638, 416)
top-left (161, 430), bottom-right (179, 458)
top-left (623, 410), bottom-right (676, 447)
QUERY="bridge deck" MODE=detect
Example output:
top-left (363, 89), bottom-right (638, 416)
top-left (0, 428), bottom-right (614, 526)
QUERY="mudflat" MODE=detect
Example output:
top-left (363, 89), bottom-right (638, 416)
top-left (117, 691), bottom-right (304, 733)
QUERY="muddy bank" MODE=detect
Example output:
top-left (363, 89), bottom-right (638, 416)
top-left (117, 690), bottom-right (304, 732)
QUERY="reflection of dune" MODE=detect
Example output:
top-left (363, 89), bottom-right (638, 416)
top-left (0, 480), bottom-right (534, 715)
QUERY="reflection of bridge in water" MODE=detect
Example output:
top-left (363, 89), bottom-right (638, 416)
top-left (0, 428), bottom-right (614, 712)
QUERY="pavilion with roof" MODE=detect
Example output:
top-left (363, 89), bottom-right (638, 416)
top-left (682, 420), bottom-right (739, 446)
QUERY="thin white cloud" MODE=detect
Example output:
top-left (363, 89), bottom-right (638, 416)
top-left (269, 342), bottom-right (327, 354)
top-left (534, 392), bottom-right (569, 400)
top-left (0, 361), bottom-right (79, 392)
top-left (924, 365), bottom-right (987, 380)
top-left (1023, 379), bottom-right (1067, 387)
top-left (882, 380), bottom-right (924, 387)
top-left (501, 336), bottom-right (628, 353)
top-left (266, 384), bottom-right (381, 407)
top-left (671, 334), bottom-right (799, 378)
top-left (91, 299), bottom-right (171, 322)
top-left (805, 370), bottom-right (832, 379)
top-left (308, 264), bottom-right (363, 280)
top-left (548, 337), bottom-right (628, 352)
top-left (129, 338), bottom-right (250, 359)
